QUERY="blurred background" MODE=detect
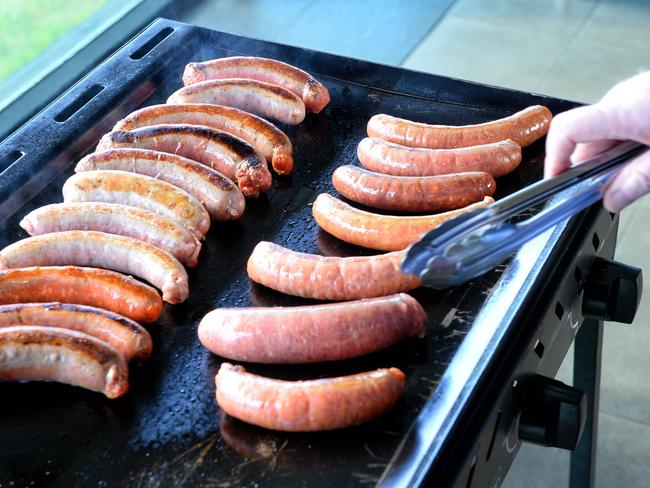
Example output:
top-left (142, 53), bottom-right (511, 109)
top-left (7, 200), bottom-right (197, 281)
top-left (1, 1), bottom-right (648, 486)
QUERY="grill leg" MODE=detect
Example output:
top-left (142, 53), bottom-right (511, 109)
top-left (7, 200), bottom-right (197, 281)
top-left (569, 318), bottom-right (603, 488)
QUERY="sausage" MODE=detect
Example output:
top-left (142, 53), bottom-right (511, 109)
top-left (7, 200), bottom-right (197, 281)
top-left (0, 302), bottom-right (152, 362)
top-left (167, 79), bottom-right (306, 125)
top-left (62, 170), bottom-right (210, 236)
top-left (0, 326), bottom-right (129, 399)
top-left (247, 241), bottom-right (419, 300)
top-left (215, 363), bottom-right (405, 431)
top-left (97, 125), bottom-right (271, 198)
top-left (367, 105), bottom-right (552, 149)
top-left (199, 293), bottom-right (426, 364)
top-left (357, 137), bottom-right (522, 178)
top-left (75, 149), bottom-right (245, 220)
top-left (0, 266), bottom-right (162, 323)
top-left (0, 231), bottom-right (189, 304)
top-left (112, 104), bottom-right (294, 175)
top-left (313, 193), bottom-right (494, 251)
top-left (332, 165), bottom-right (496, 212)
top-left (20, 202), bottom-right (201, 267)
top-left (182, 56), bottom-right (330, 113)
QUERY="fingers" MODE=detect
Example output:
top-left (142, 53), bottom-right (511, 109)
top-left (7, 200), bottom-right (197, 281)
top-left (544, 104), bottom-right (617, 178)
top-left (603, 149), bottom-right (650, 212)
top-left (570, 140), bottom-right (621, 164)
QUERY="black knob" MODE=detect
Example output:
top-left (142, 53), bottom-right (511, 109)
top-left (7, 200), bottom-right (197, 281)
top-left (582, 257), bottom-right (643, 323)
top-left (517, 375), bottom-right (586, 450)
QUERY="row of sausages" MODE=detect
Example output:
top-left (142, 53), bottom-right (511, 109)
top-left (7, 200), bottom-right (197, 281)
top-left (0, 56), bottom-right (332, 399)
top-left (205, 104), bottom-right (554, 432)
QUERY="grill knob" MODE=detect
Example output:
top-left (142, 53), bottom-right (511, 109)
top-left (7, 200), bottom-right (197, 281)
top-left (582, 257), bottom-right (643, 323)
top-left (518, 375), bottom-right (586, 450)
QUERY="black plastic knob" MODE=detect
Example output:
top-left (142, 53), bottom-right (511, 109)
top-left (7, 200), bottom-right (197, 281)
top-left (517, 375), bottom-right (586, 450)
top-left (582, 257), bottom-right (643, 323)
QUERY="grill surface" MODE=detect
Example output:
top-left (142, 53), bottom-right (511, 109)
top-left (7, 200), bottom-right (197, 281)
top-left (0, 19), bottom-right (583, 487)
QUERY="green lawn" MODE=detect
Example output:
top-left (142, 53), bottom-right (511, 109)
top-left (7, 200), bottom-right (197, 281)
top-left (0, 0), bottom-right (108, 82)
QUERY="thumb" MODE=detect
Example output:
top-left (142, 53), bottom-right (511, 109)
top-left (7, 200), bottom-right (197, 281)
top-left (603, 149), bottom-right (650, 212)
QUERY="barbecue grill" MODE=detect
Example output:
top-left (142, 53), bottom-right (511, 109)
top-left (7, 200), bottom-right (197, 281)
top-left (0, 19), bottom-right (641, 488)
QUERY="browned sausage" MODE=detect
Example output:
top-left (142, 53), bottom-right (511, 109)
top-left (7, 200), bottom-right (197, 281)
top-left (0, 303), bottom-right (152, 362)
top-left (198, 293), bottom-right (426, 363)
top-left (97, 125), bottom-right (271, 198)
top-left (112, 105), bottom-right (294, 175)
top-left (0, 266), bottom-right (162, 323)
top-left (215, 363), bottom-right (405, 431)
top-left (247, 241), bottom-right (419, 300)
top-left (367, 105), bottom-right (552, 148)
top-left (313, 193), bottom-right (494, 251)
top-left (168, 79), bottom-right (306, 125)
top-left (0, 326), bottom-right (129, 399)
top-left (0, 231), bottom-right (189, 304)
top-left (332, 165), bottom-right (496, 212)
top-left (357, 137), bottom-right (522, 178)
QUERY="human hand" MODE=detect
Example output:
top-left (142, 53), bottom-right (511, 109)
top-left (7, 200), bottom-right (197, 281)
top-left (544, 71), bottom-right (650, 212)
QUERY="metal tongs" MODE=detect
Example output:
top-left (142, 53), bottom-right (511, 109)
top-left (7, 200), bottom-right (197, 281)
top-left (402, 141), bottom-right (649, 288)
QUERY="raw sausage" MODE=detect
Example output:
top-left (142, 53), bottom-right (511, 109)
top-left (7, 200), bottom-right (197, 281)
top-left (21, 202), bottom-right (201, 267)
top-left (357, 137), bottom-right (522, 178)
top-left (62, 170), bottom-right (210, 236)
top-left (97, 125), bottom-right (271, 198)
top-left (0, 302), bottom-right (152, 362)
top-left (313, 193), bottom-right (494, 251)
top-left (75, 149), bottom-right (245, 220)
top-left (112, 105), bottom-right (294, 174)
top-left (198, 293), bottom-right (426, 363)
top-left (215, 363), bottom-right (405, 431)
top-left (0, 326), bottom-right (129, 399)
top-left (0, 266), bottom-right (162, 323)
top-left (367, 105), bottom-right (552, 148)
top-left (0, 231), bottom-right (189, 304)
top-left (332, 165), bottom-right (496, 212)
top-left (182, 56), bottom-right (330, 113)
top-left (247, 241), bottom-right (420, 300)
top-left (168, 79), bottom-right (306, 125)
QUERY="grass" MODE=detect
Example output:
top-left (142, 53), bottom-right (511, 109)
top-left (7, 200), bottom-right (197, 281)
top-left (0, 0), bottom-right (109, 83)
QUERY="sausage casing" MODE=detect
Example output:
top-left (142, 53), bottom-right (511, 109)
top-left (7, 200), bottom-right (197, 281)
top-left (0, 303), bottom-right (152, 362)
top-left (357, 137), bottom-right (522, 178)
top-left (247, 241), bottom-right (419, 300)
top-left (0, 326), bottom-right (129, 399)
top-left (0, 231), bottom-right (189, 304)
top-left (215, 363), bottom-right (405, 431)
top-left (332, 165), bottom-right (496, 212)
top-left (367, 105), bottom-right (552, 148)
top-left (199, 293), bottom-right (426, 363)
top-left (182, 56), bottom-right (330, 113)
top-left (313, 193), bottom-right (495, 251)
top-left (112, 104), bottom-right (294, 175)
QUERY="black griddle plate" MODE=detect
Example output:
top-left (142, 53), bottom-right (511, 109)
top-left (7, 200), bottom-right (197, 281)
top-left (0, 19), bottom-right (580, 487)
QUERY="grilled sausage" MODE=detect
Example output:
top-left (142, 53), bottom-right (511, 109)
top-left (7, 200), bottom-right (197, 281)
top-left (20, 202), bottom-right (201, 267)
top-left (215, 363), bottom-right (405, 431)
top-left (168, 79), bottom-right (306, 125)
top-left (313, 194), bottom-right (494, 251)
top-left (97, 125), bottom-right (271, 198)
top-left (367, 105), bottom-right (552, 149)
top-left (0, 266), bottom-right (162, 323)
top-left (0, 231), bottom-right (189, 304)
top-left (182, 56), bottom-right (330, 113)
top-left (75, 149), bottom-right (245, 220)
top-left (0, 303), bottom-right (152, 362)
top-left (0, 326), bottom-right (129, 399)
top-left (112, 105), bottom-right (294, 175)
top-left (332, 165), bottom-right (496, 212)
top-left (199, 293), bottom-right (426, 364)
top-left (247, 241), bottom-right (419, 300)
top-left (357, 137), bottom-right (522, 178)
top-left (62, 170), bottom-right (210, 236)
